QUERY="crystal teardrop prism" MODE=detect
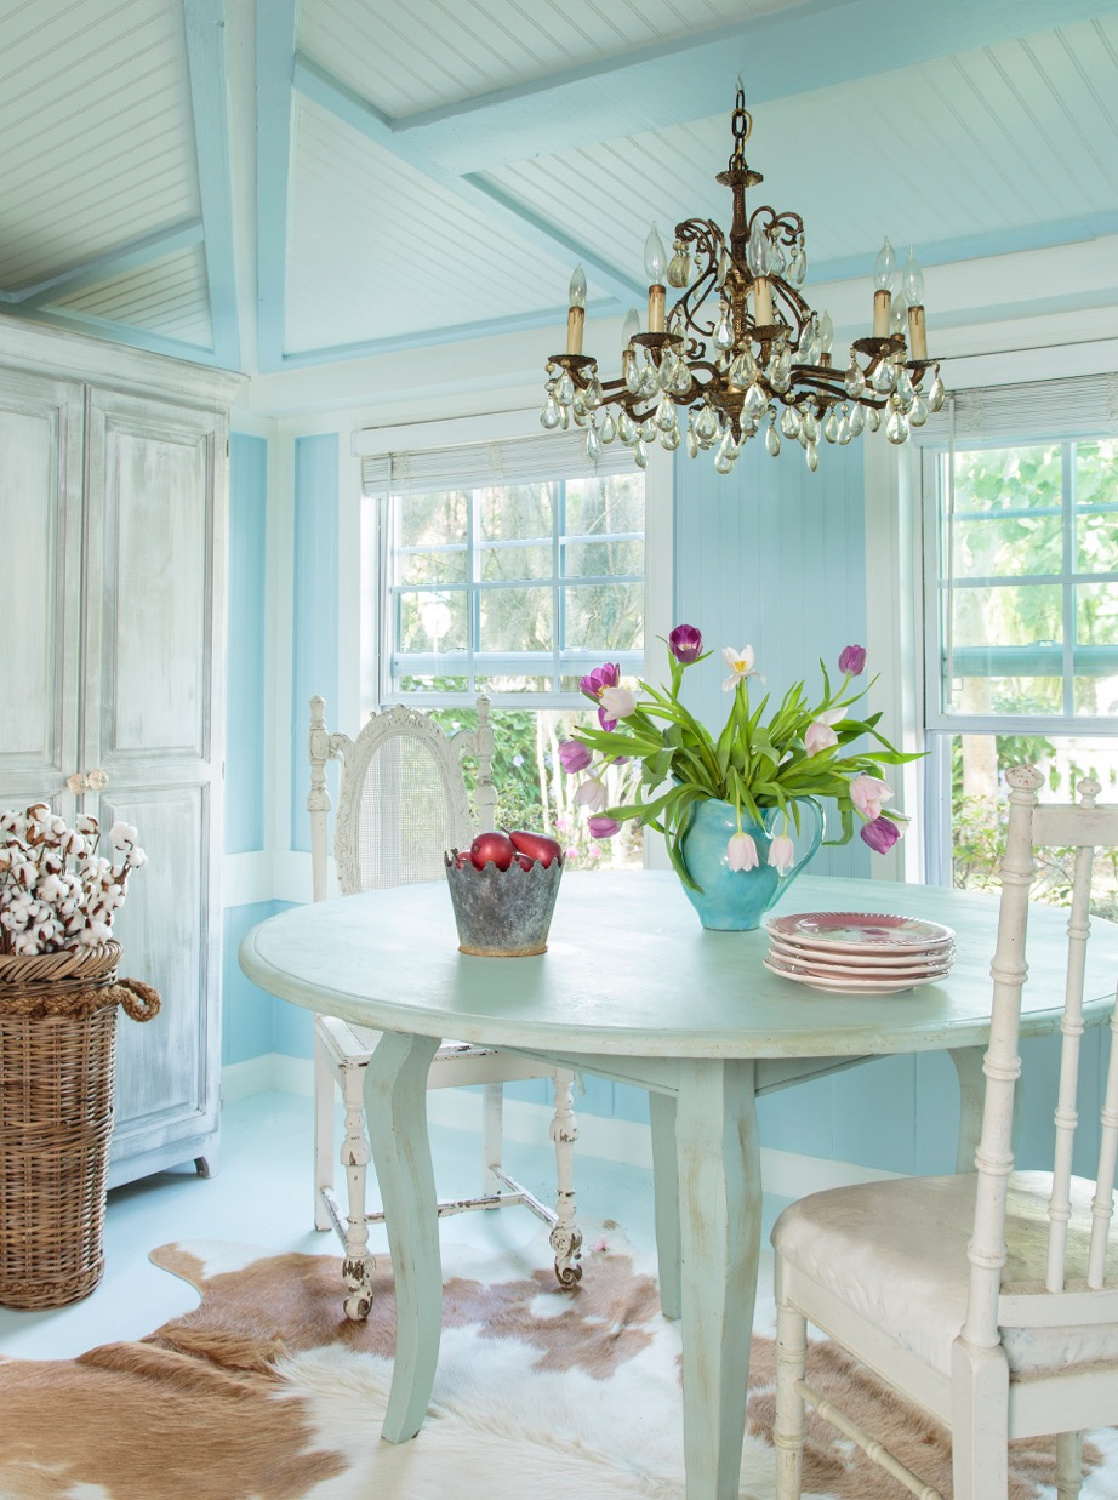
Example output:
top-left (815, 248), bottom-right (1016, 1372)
top-left (885, 407), bottom-right (908, 445)
top-left (867, 406), bottom-right (881, 433)
top-left (585, 376), bottom-right (603, 409)
top-left (586, 425), bottom-right (601, 462)
top-left (929, 369), bottom-right (946, 412)
top-left (788, 245), bottom-right (807, 286)
top-left (558, 405), bottom-right (570, 429)
top-left (638, 363), bottom-right (659, 399)
top-left (625, 359), bottom-right (641, 396)
top-left (714, 301), bottom-right (734, 348)
top-left (714, 450), bottom-right (733, 474)
top-left (656, 393), bottom-right (676, 432)
top-left (540, 396), bottom-right (560, 430)
top-left (844, 359), bottom-right (866, 399)
top-left (696, 404), bottom-right (719, 443)
top-left (872, 361), bottom-right (896, 395)
top-left (765, 421), bottom-right (781, 457)
top-left (908, 394), bottom-right (929, 428)
top-left (672, 362), bottom-right (693, 397)
top-left (824, 406), bottom-right (840, 443)
top-left (837, 407), bottom-right (852, 445)
top-left (556, 373), bottom-right (575, 405)
top-left (729, 348), bottom-right (757, 387)
top-left (770, 343), bottom-right (792, 394)
top-left (661, 423), bottom-right (681, 450)
top-left (895, 366), bottom-right (915, 412)
top-left (600, 410), bottom-right (616, 443)
top-left (686, 421), bottom-right (699, 460)
top-left (805, 440), bottom-right (819, 473)
top-left (641, 416), bottom-right (657, 442)
top-left (717, 248), bottom-right (731, 286)
top-left (744, 382), bottom-right (767, 419)
top-left (659, 348), bottom-right (678, 390)
top-left (633, 438), bottom-right (648, 469)
top-left (572, 392), bottom-right (586, 418)
top-left (780, 405), bottom-right (800, 440)
top-left (848, 402), bottom-right (866, 438)
top-left (802, 409), bottom-right (819, 443)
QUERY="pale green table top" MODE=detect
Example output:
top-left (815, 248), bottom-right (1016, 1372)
top-left (240, 871), bottom-right (1118, 1059)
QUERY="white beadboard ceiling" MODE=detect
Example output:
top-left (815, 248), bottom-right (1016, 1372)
top-left (0, 0), bottom-right (1115, 373)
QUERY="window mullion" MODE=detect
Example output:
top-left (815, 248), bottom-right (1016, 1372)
top-left (468, 488), bottom-right (479, 698)
top-left (555, 478), bottom-right (564, 692)
top-left (1062, 441), bottom-right (1075, 717)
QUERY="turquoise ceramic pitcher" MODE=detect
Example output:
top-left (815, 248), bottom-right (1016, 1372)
top-left (677, 797), bottom-right (823, 931)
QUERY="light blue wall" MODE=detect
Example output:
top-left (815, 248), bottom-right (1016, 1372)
top-left (291, 433), bottom-right (340, 852)
top-left (226, 434), bottom-right (268, 853)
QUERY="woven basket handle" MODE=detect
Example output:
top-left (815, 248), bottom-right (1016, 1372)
top-left (109, 978), bottom-right (161, 1023)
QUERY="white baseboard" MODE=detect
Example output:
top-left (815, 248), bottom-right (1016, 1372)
top-left (222, 1054), bottom-right (898, 1199)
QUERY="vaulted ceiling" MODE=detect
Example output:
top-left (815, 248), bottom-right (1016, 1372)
top-left (3, 0), bottom-right (1118, 377)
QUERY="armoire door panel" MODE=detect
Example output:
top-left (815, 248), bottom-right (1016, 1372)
top-left (0, 372), bottom-right (83, 796)
top-left (84, 392), bottom-right (218, 769)
top-left (101, 784), bottom-right (217, 1155)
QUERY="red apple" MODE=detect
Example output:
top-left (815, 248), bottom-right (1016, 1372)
top-left (455, 851), bottom-right (472, 870)
top-left (507, 829), bottom-right (563, 868)
top-left (515, 853), bottom-right (535, 872)
top-left (469, 831), bottom-right (516, 871)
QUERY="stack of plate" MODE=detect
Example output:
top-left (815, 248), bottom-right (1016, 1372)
top-left (763, 912), bottom-right (956, 995)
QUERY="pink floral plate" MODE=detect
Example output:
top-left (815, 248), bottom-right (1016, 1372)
top-left (767, 934), bottom-right (956, 971)
top-left (762, 955), bottom-right (947, 995)
top-left (765, 947), bottom-right (954, 985)
top-left (765, 911), bottom-right (955, 955)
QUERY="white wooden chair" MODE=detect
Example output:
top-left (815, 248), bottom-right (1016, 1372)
top-left (771, 766), bottom-right (1118, 1500)
top-left (309, 694), bottom-right (582, 1319)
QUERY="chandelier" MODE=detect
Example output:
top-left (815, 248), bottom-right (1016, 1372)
top-left (540, 85), bottom-right (945, 473)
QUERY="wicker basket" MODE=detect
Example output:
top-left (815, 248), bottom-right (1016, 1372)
top-left (0, 943), bottom-right (160, 1310)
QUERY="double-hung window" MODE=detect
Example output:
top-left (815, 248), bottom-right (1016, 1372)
top-left (359, 428), bottom-right (647, 860)
top-left (919, 375), bottom-right (1118, 911)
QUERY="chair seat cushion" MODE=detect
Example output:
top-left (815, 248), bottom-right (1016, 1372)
top-left (772, 1170), bottom-right (1118, 1378)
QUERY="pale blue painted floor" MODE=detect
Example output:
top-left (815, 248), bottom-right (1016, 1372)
top-left (0, 1090), bottom-right (788, 1362)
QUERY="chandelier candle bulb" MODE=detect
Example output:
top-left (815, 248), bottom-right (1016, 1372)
top-left (753, 275), bottom-right (774, 327)
top-left (907, 303), bottom-right (927, 361)
top-left (566, 263), bottom-right (587, 355)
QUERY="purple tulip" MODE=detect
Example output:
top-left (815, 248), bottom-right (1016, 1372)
top-left (558, 740), bottom-right (592, 774)
top-left (588, 815), bottom-right (620, 840)
top-left (579, 661), bottom-right (621, 702)
top-left (669, 624), bottom-right (703, 664)
top-left (598, 704), bottom-right (618, 732)
top-left (838, 643), bottom-right (867, 676)
top-left (860, 815), bottom-right (901, 854)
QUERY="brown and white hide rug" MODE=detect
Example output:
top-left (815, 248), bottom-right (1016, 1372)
top-left (1, 1224), bottom-right (1116, 1500)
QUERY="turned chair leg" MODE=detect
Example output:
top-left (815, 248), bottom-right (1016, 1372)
top-left (483, 1082), bottom-right (503, 1197)
top-left (339, 1058), bottom-right (373, 1320)
top-left (313, 1032), bottom-right (335, 1231)
top-left (549, 1069), bottom-right (582, 1286)
top-left (1056, 1432), bottom-right (1084, 1500)
top-left (773, 1292), bottom-right (807, 1499)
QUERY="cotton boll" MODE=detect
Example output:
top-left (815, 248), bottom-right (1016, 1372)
top-left (109, 822), bottom-right (138, 849)
top-left (127, 847), bottom-right (148, 869)
top-left (75, 814), bottom-right (99, 837)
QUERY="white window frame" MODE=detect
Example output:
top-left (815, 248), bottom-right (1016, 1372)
top-left (353, 409), bottom-right (674, 717)
top-left (917, 415), bottom-right (1118, 885)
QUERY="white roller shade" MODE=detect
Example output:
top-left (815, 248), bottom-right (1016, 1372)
top-left (913, 371), bottom-right (1118, 447)
top-left (361, 428), bottom-right (638, 496)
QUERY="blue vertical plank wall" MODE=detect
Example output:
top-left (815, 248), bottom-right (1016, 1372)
top-left (669, 437), bottom-right (918, 1171)
top-left (223, 433), bottom-right (277, 1066)
top-left (291, 434), bottom-right (340, 854)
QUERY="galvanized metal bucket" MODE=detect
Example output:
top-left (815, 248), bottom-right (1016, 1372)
top-left (444, 854), bottom-right (563, 957)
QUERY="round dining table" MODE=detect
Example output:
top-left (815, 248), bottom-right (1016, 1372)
top-left (240, 869), bottom-right (1118, 1500)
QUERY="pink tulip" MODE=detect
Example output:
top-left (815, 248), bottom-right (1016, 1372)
top-left (769, 834), bottom-right (795, 875)
top-left (727, 832), bottom-right (759, 871)
top-left (588, 815), bottom-right (620, 840)
top-left (860, 816), bottom-right (901, 854)
top-left (838, 643), bottom-right (867, 676)
top-left (574, 778), bottom-right (608, 812)
top-left (804, 720), bottom-right (839, 755)
top-left (558, 740), bottom-right (591, 774)
top-left (579, 662), bottom-right (621, 702)
top-left (850, 773), bottom-right (893, 821)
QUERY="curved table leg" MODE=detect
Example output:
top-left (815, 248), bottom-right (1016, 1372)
top-left (649, 1091), bottom-right (681, 1320)
top-left (676, 1058), bottom-right (760, 1500)
top-left (364, 1030), bottom-right (441, 1443)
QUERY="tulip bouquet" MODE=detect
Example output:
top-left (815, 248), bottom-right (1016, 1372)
top-left (560, 628), bottom-right (918, 890)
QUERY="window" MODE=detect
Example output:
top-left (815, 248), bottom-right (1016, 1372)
top-left (359, 429), bottom-right (648, 866)
top-left (920, 384), bottom-right (1118, 913)
top-left (383, 471), bottom-right (644, 704)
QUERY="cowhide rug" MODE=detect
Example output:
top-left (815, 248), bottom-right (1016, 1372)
top-left (1, 1225), bottom-right (1116, 1500)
